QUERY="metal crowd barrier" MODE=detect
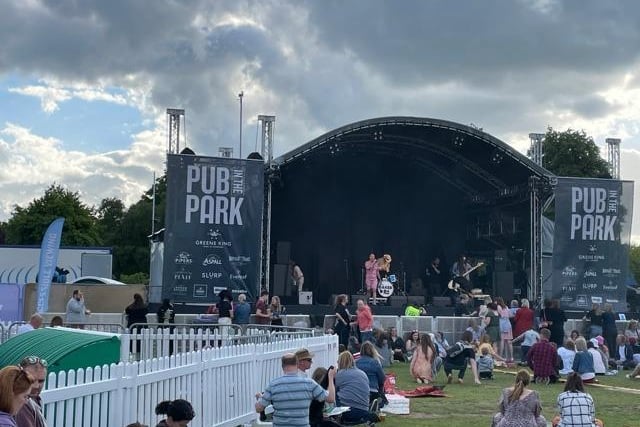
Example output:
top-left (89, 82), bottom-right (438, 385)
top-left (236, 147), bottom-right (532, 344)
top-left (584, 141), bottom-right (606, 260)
top-left (62, 323), bottom-right (126, 333)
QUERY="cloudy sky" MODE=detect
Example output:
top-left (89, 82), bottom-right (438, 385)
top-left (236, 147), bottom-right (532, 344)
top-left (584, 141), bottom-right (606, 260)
top-left (1, 0), bottom-right (640, 238)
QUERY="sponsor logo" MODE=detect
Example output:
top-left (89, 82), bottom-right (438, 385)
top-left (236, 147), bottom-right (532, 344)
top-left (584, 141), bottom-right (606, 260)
top-left (230, 273), bottom-right (247, 280)
top-left (588, 244), bottom-right (598, 253)
top-left (602, 267), bottom-right (621, 275)
top-left (591, 296), bottom-right (603, 304)
top-left (195, 229), bottom-right (232, 248)
top-left (575, 295), bottom-right (588, 307)
top-left (175, 251), bottom-right (193, 265)
top-left (561, 283), bottom-right (576, 293)
top-left (174, 269), bottom-right (192, 280)
top-left (605, 299), bottom-right (619, 303)
top-left (193, 284), bottom-right (208, 298)
top-left (561, 266), bottom-right (577, 277)
top-left (203, 254), bottom-right (223, 266)
top-left (578, 254), bottom-right (605, 261)
top-left (172, 285), bottom-right (188, 293)
top-left (560, 294), bottom-right (574, 303)
top-left (583, 270), bottom-right (597, 278)
top-left (603, 284), bottom-right (618, 290)
top-left (582, 283), bottom-right (597, 290)
top-left (229, 255), bottom-right (251, 265)
top-left (213, 286), bottom-right (228, 294)
top-left (201, 272), bottom-right (223, 279)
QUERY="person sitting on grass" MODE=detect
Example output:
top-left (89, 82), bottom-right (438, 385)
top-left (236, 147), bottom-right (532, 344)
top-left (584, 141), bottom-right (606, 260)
top-left (335, 351), bottom-right (380, 425)
top-left (477, 346), bottom-right (495, 380)
top-left (551, 372), bottom-right (604, 427)
top-left (356, 342), bottom-right (386, 406)
top-left (557, 339), bottom-right (576, 376)
top-left (491, 370), bottom-right (546, 427)
top-left (609, 334), bottom-right (635, 370)
top-left (388, 327), bottom-right (406, 362)
top-left (479, 334), bottom-right (506, 366)
top-left (405, 330), bottom-right (420, 361)
top-left (410, 333), bottom-right (437, 384)
top-left (527, 328), bottom-right (558, 384)
top-left (626, 362), bottom-right (640, 379)
top-left (444, 330), bottom-right (481, 385)
top-left (587, 340), bottom-right (607, 375)
top-left (572, 337), bottom-right (596, 383)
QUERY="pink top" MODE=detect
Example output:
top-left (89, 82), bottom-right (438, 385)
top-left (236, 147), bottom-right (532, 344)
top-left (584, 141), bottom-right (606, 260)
top-left (357, 305), bottom-right (374, 331)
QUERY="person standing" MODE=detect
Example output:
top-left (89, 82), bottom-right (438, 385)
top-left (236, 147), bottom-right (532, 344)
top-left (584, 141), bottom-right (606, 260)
top-left (15, 356), bottom-right (47, 427)
top-left (356, 299), bottom-right (374, 344)
top-left (234, 294), bottom-right (252, 327)
top-left (290, 260), bottom-right (304, 294)
top-left (601, 303), bottom-right (618, 354)
top-left (216, 290), bottom-right (234, 325)
top-left (364, 253), bottom-right (379, 303)
top-left (426, 256), bottom-right (443, 301)
top-left (513, 298), bottom-right (534, 339)
top-left (256, 353), bottom-right (335, 427)
top-left (254, 290), bottom-right (271, 325)
top-left (65, 289), bottom-right (90, 328)
top-left (157, 299), bottom-right (175, 325)
top-left (333, 294), bottom-right (351, 349)
top-left (583, 303), bottom-right (603, 339)
top-left (125, 293), bottom-right (149, 330)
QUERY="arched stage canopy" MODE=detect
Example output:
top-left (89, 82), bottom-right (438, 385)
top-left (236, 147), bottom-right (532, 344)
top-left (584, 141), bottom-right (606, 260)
top-left (269, 117), bottom-right (553, 304)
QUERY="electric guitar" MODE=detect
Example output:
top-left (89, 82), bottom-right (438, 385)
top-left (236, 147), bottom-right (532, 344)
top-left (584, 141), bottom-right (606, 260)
top-left (447, 262), bottom-right (485, 293)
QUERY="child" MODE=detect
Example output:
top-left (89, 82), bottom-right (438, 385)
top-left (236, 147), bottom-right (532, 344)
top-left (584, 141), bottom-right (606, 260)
top-left (477, 346), bottom-right (494, 379)
top-left (513, 327), bottom-right (540, 366)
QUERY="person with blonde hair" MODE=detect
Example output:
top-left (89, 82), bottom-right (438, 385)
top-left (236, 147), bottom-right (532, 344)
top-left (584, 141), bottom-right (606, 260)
top-left (0, 365), bottom-right (36, 426)
top-left (356, 341), bottom-right (386, 405)
top-left (572, 337), bottom-right (596, 383)
top-left (491, 370), bottom-right (546, 427)
top-left (335, 351), bottom-right (379, 424)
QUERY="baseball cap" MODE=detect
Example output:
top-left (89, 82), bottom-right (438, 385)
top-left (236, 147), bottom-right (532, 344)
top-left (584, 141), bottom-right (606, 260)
top-left (589, 338), bottom-right (599, 348)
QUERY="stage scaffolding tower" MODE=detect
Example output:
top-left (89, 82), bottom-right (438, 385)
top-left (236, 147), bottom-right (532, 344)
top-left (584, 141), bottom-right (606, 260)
top-left (528, 133), bottom-right (544, 166)
top-left (166, 108), bottom-right (185, 154)
top-left (258, 115), bottom-right (276, 291)
top-left (606, 138), bottom-right (621, 179)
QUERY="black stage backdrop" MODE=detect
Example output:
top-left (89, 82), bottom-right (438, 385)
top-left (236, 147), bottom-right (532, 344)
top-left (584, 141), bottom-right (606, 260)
top-left (162, 154), bottom-right (264, 302)
top-left (551, 177), bottom-right (634, 311)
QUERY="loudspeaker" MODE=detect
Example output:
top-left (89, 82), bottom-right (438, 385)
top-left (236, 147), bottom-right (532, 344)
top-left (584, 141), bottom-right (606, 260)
top-left (272, 264), bottom-right (289, 296)
top-left (494, 271), bottom-right (514, 302)
top-left (432, 296), bottom-right (450, 307)
top-left (389, 295), bottom-right (408, 307)
top-left (276, 241), bottom-right (291, 265)
top-left (407, 296), bottom-right (425, 306)
top-left (494, 250), bottom-right (508, 272)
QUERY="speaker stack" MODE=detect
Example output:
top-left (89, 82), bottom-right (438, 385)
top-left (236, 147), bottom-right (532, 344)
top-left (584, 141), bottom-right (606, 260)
top-left (272, 241), bottom-right (292, 297)
top-left (493, 250), bottom-right (513, 302)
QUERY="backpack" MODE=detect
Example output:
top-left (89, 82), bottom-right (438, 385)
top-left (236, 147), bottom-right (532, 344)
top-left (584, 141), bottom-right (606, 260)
top-left (445, 341), bottom-right (467, 358)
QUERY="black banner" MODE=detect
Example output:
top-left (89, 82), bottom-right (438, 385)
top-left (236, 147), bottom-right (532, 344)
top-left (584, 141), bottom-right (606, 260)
top-left (162, 154), bottom-right (264, 302)
top-left (551, 177), bottom-right (633, 311)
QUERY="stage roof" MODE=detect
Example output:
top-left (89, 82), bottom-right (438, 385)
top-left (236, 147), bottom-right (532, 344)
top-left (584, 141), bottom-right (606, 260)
top-left (274, 116), bottom-right (553, 202)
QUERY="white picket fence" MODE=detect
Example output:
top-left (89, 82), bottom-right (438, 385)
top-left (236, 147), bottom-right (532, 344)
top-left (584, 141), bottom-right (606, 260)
top-left (41, 334), bottom-right (339, 427)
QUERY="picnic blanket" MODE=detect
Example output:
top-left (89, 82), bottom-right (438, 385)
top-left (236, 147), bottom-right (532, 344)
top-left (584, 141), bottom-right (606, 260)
top-left (383, 373), bottom-right (447, 398)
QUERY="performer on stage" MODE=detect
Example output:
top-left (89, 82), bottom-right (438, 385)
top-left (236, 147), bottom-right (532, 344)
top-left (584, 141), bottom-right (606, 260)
top-left (451, 255), bottom-right (472, 292)
top-left (378, 254), bottom-right (392, 279)
top-left (289, 260), bottom-right (304, 294)
top-left (364, 253), bottom-right (379, 302)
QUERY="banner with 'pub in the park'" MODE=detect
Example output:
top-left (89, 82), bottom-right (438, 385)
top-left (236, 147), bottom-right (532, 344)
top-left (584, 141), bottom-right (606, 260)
top-left (162, 154), bottom-right (264, 302)
top-left (551, 177), bottom-right (633, 311)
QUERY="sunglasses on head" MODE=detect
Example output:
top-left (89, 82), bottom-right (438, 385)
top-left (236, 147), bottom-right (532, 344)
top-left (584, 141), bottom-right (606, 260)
top-left (20, 356), bottom-right (48, 368)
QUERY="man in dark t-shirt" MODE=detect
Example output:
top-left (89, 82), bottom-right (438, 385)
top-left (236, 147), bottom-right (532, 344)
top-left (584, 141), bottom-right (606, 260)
top-left (443, 330), bottom-right (481, 384)
top-left (255, 290), bottom-right (271, 325)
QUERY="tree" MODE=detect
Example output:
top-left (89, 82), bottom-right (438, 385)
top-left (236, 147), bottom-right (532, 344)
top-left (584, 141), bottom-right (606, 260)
top-left (5, 184), bottom-right (101, 246)
top-left (96, 197), bottom-right (126, 245)
top-left (542, 128), bottom-right (612, 178)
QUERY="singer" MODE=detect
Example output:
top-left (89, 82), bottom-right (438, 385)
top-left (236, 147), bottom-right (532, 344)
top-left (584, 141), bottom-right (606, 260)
top-left (364, 253), bottom-right (378, 302)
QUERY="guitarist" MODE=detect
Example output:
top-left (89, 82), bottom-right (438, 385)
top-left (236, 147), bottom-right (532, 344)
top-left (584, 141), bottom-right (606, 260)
top-left (452, 255), bottom-right (473, 289)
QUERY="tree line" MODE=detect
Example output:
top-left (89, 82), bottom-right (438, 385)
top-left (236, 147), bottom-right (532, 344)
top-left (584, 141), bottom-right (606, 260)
top-left (0, 176), bottom-right (167, 283)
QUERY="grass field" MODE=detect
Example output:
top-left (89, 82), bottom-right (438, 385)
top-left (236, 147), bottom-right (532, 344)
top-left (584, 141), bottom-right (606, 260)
top-left (380, 363), bottom-right (640, 427)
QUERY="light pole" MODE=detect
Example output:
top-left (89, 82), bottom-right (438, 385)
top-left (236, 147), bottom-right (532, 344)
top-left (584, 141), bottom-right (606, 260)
top-left (238, 91), bottom-right (244, 158)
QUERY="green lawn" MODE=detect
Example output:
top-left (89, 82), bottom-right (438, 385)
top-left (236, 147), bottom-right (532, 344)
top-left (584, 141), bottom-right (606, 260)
top-left (381, 363), bottom-right (640, 427)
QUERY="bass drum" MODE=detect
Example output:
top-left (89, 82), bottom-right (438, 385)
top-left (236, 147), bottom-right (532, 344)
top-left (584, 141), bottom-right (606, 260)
top-left (377, 279), bottom-right (394, 298)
